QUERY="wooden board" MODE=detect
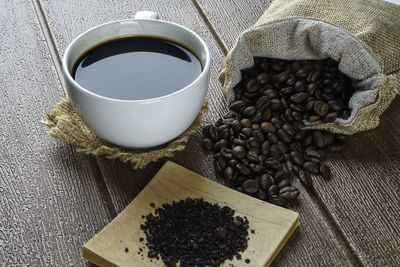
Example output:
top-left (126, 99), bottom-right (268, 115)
top-left (83, 161), bottom-right (299, 267)
top-left (0, 0), bottom-right (113, 265)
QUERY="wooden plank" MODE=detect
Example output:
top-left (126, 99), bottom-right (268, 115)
top-left (40, 0), bottom-right (359, 266)
top-left (0, 0), bottom-right (114, 266)
top-left (196, 0), bottom-right (400, 266)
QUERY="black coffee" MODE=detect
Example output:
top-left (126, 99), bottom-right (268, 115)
top-left (73, 37), bottom-right (202, 100)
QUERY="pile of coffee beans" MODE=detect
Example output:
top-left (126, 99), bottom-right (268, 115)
top-left (140, 198), bottom-right (251, 266)
top-left (202, 58), bottom-right (354, 206)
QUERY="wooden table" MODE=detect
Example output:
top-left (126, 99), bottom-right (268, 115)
top-left (1, 0), bottom-right (399, 266)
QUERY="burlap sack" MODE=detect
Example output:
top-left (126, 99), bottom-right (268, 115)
top-left (42, 98), bottom-right (208, 169)
top-left (220, 0), bottom-right (400, 134)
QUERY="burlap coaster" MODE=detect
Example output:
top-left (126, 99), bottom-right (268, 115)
top-left (42, 98), bottom-right (208, 169)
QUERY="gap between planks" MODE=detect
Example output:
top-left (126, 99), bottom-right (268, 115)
top-left (30, 0), bottom-right (118, 219)
top-left (191, 0), bottom-right (229, 55)
top-left (308, 186), bottom-right (365, 266)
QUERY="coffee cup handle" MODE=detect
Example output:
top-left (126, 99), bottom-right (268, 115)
top-left (134, 11), bottom-right (159, 20)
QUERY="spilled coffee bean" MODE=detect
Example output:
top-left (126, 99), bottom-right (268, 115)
top-left (202, 57), bottom-right (354, 206)
top-left (139, 198), bottom-right (250, 266)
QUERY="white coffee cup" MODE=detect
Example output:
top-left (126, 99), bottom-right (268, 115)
top-left (62, 11), bottom-right (211, 149)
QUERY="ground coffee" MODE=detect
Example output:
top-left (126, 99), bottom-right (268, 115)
top-left (139, 198), bottom-right (251, 266)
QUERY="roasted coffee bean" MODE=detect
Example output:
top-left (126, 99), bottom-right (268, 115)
top-left (302, 134), bottom-right (313, 147)
top-left (290, 92), bottom-right (308, 103)
top-left (277, 129), bottom-right (291, 143)
top-left (320, 163), bottom-right (331, 180)
top-left (241, 127), bottom-right (253, 137)
top-left (274, 169), bottom-right (287, 181)
top-left (289, 103), bottom-right (304, 112)
top-left (220, 148), bottom-right (233, 160)
top-left (264, 158), bottom-right (282, 170)
top-left (247, 150), bottom-right (259, 162)
top-left (313, 131), bottom-right (325, 148)
top-left (202, 138), bottom-right (213, 151)
top-left (277, 141), bottom-right (288, 154)
top-left (298, 170), bottom-right (312, 187)
top-left (307, 70), bottom-right (320, 83)
top-left (229, 100), bottom-right (247, 112)
top-left (267, 185), bottom-right (279, 197)
top-left (248, 137), bottom-right (261, 148)
top-left (261, 140), bottom-right (271, 155)
top-left (303, 161), bottom-right (320, 174)
top-left (260, 174), bottom-right (274, 189)
top-left (324, 112), bottom-right (338, 122)
top-left (224, 166), bottom-right (235, 180)
top-left (314, 101), bottom-right (329, 116)
top-left (267, 133), bottom-right (279, 144)
top-left (277, 71), bottom-right (290, 83)
top-left (236, 163), bottom-right (251, 176)
top-left (232, 146), bottom-right (247, 159)
top-left (256, 95), bottom-right (269, 109)
top-left (307, 83), bottom-right (318, 95)
top-left (264, 89), bottom-right (278, 99)
top-left (243, 106), bottom-right (257, 117)
top-left (246, 79), bottom-right (259, 93)
top-left (280, 97), bottom-right (288, 109)
top-left (279, 186), bottom-right (299, 200)
top-left (282, 124), bottom-right (295, 136)
top-left (240, 118), bottom-right (252, 128)
top-left (269, 98), bottom-right (281, 110)
top-left (256, 72), bottom-right (269, 84)
top-left (278, 178), bottom-right (291, 189)
top-left (242, 179), bottom-right (259, 194)
top-left (292, 111), bottom-right (303, 121)
top-left (324, 133), bottom-right (335, 145)
top-left (280, 86), bottom-right (293, 96)
top-left (304, 155), bottom-right (321, 164)
top-left (308, 115), bottom-right (321, 122)
top-left (214, 139), bottom-right (228, 151)
top-left (290, 151), bottom-right (304, 166)
top-left (304, 149), bottom-right (321, 158)
top-left (233, 138), bottom-right (245, 146)
top-left (295, 67), bottom-right (309, 78)
top-left (294, 80), bottom-right (306, 92)
top-left (261, 122), bottom-right (276, 133)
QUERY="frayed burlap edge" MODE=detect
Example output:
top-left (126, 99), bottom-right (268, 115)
top-left (42, 98), bottom-right (208, 169)
top-left (303, 74), bottom-right (400, 134)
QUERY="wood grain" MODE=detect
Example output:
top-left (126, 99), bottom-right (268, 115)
top-left (0, 0), bottom-right (114, 265)
top-left (38, 0), bottom-right (362, 266)
top-left (196, 0), bottom-right (400, 266)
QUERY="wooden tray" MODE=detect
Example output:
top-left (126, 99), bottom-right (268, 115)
top-left (83, 161), bottom-right (299, 267)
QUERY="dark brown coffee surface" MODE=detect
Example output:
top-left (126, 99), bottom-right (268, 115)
top-left (73, 37), bottom-right (202, 100)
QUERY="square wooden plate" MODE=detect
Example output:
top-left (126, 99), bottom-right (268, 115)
top-left (83, 161), bottom-right (299, 267)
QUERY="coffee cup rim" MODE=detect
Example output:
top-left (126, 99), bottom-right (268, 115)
top-left (62, 18), bottom-right (211, 103)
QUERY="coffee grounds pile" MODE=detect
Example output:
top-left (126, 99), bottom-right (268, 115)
top-left (139, 198), bottom-right (250, 266)
top-left (202, 58), bottom-right (354, 206)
